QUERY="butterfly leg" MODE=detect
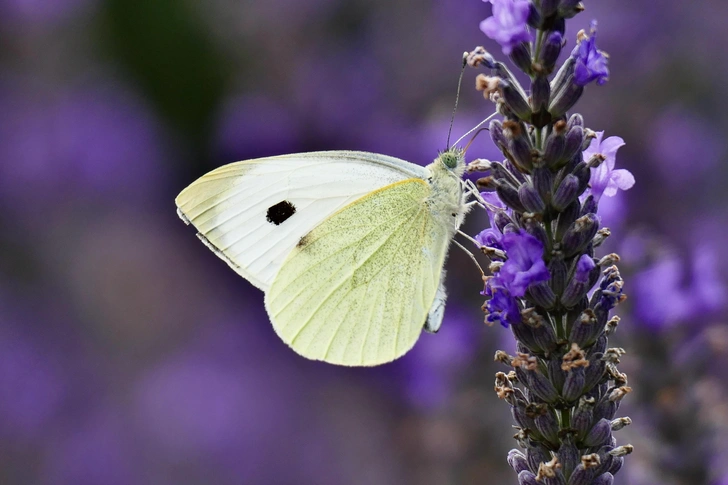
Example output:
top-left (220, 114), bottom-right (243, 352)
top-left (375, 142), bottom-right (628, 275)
top-left (453, 238), bottom-right (485, 277)
top-left (463, 179), bottom-right (487, 207)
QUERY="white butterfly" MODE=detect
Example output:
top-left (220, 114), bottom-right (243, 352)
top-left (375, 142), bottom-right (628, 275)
top-left (175, 149), bottom-right (476, 366)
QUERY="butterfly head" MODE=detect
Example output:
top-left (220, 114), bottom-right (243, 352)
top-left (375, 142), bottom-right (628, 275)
top-left (436, 148), bottom-right (466, 176)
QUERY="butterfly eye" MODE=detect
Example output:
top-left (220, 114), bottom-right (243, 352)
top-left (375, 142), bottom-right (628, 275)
top-left (440, 152), bottom-right (459, 169)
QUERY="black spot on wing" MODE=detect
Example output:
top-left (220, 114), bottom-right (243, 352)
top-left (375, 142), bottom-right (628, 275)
top-left (266, 200), bottom-right (296, 225)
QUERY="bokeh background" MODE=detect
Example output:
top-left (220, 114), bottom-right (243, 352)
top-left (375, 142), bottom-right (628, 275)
top-left (1, 1), bottom-right (726, 484)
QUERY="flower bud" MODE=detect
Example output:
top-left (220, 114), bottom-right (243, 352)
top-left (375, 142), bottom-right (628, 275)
top-left (532, 166), bottom-right (554, 204)
top-left (558, 0), bottom-right (585, 19)
top-left (583, 418), bottom-right (612, 448)
top-left (512, 401), bottom-right (537, 432)
top-left (548, 357), bottom-right (566, 393)
top-left (593, 397), bottom-right (617, 422)
top-left (491, 160), bottom-right (523, 187)
top-left (496, 182), bottom-right (527, 213)
top-left (527, 282), bottom-right (557, 309)
top-left (504, 121), bottom-right (534, 171)
top-left (552, 174), bottom-right (581, 211)
top-left (518, 470), bottom-right (540, 485)
top-left (591, 472), bottom-right (614, 485)
top-left (561, 255), bottom-right (597, 307)
top-left (512, 320), bottom-right (542, 354)
top-left (592, 334), bottom-right (608, 354)
top-left (526, 2), bottom-right (541, 27)
top-left (562, 214), bottom-right (599, 258)
top-left (535, 407), bottom-right (560, 445)
top-left (531, 76), bottom-right (550, 111)
top-left (549, 257), bottom-right (568, 297)
top-left (531, 75), bottom-right (552, 128)
top-left (506, 159), bottom-right (528, 184)
top-left (562, 366), bottom-right (585, 402)
top-left (567, 113), bottom-right (584, 129)
top-left (579, 194), bottom-right (597, 217)
top-left (543, 127), bottom-right (566, 167)
top-left (558, 438), bottom-right (579, 479)
top-left (572, 162), bottom-right (591, 194)
top-left (582, 353), bottom-right (606, 395)
top-left (591, 447), bottom-right (614, 476)
top-left (526, 368), bottom-right (560, 403)
top-left (608, 457), bottom-right (624, 475)
top-left (539, 30), bottom-right (562, 71)
top-left (519, 183), bottom-right (546, 213)
top-left (555, 200), bottom-right (581, 240)
top-left (521, 215), bottom-right (549, 249)
top-left (526, 445), bottom-right (551, 474)
top-left (562, 126), bottom-right (584, 164)
top-left (550, 56), bottom-right (576, 97)
top-left (568, 465), bottom-right (595, 485)
top-left (501, 79), bottom-right (533, 121)
top-left (572, 396), bottom-right (595, 440)
top-left (490, 119), bottom-right (507, 152)
top-left (549, 77), bottom-right (584, 118)
top-left (522, 308), bottom-right (558, 352)
top-left (508, 449), bottom-right (530, 474)
top-left (510, 43), bottom-right (533, 75)
top-left (569, 309), bottom-right (600, 347)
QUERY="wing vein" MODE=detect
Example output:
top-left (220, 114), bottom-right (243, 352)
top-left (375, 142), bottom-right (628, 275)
top-left (286, 206), bottom-right (418, 345)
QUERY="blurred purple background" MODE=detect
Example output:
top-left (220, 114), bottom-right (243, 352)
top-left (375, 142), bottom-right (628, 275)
top-left (0, 1), bottom-right (726, 484)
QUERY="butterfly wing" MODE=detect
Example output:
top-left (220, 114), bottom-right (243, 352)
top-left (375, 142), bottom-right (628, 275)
top-left (175, 151), bottom-right (428, 290)
top-left (265, 178), bottom-right (453, 366)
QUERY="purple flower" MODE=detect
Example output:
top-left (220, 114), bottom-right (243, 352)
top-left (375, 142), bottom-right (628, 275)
top-left (574, 254), bottom-right (596, 283)
top-left (484, 276), bottom-right (522, 327)
top-left (480, 0), bottom-right (533, 55)
top-left (650, 108), bottom-right (723, 186)
top-left (632, 254), bottom-right (688, 329)
top-left (475, 191), bottom-right (509, 249)
top-left (499, 230), bottom-right (550, 297)
top-left (583, 131), bottom-right (634, 201)
top-left (633, 247), bottom-right (726, 330)
top-left (573, 21), bottom-right (610, 86)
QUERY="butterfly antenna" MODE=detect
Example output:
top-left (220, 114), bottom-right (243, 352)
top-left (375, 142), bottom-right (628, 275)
top-left (463, 126), bottom-right (491, 153)
top-left (452, 110), bottom-right (498, 149)
top-left (446, 52), bottom-right (469, 150)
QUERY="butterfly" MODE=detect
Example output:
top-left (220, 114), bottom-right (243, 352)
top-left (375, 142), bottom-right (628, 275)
top-left (175, 149), bottom-right (479, 366)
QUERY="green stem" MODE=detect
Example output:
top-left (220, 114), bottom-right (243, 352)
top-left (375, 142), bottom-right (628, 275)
top-left (560, 408), bottom-right (571, 429)
top-left (532, 29), bottom-right (545, 75)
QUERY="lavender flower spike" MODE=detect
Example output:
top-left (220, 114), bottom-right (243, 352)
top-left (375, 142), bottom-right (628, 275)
top-left (480, 0), bottom-right (533, 55)
top-left (583, 131), bottom-right (635, 201)
top-left (467, 5), bottom-right (633, 484)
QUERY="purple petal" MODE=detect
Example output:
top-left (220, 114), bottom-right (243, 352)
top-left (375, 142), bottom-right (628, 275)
top-left (610, 169), bottom-right (635, 190)
top-left (574, 254), bottom-right (596, 283)
top-left (599, 136), bottom-right (626, 159)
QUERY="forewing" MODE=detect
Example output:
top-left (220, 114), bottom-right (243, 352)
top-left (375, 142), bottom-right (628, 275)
top-left (264, 179), bottom-right (452, 366)
top-left (175, 151), bottom-right (427, 290)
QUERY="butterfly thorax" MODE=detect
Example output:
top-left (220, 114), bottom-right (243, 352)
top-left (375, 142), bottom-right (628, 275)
top-left (424, 149), bottom-right (467, 236)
